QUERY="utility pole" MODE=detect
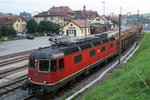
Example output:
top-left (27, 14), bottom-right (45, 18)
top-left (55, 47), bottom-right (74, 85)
top-left (137, 10), bottom-right (139, 42)
top-left (84, 5), bottom-right (87, 39)
top-left (101, 1), bottom-right (105, 16)
top-left (120, 7), bottom-right (122, 14)
top-left (119, 14), bottom-right (121, 65)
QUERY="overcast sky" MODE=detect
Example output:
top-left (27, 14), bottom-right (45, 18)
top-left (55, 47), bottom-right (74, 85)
top-left (0, 0), bottom-right (150, 16)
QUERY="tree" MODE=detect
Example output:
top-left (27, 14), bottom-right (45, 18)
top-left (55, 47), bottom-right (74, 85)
top-left (26, 19), bottom-right (38, 34)
top-left (37, 20), bottom-right (60, 34)
top-left (37, 20), bottom-right (48, 33)
top-left (0, 25), bottom-right (16, 37)
top-left (52, 23), bottom-right (60, 33)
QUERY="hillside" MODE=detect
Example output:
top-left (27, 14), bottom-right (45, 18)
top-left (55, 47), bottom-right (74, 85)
top-left (82, 32), bottom-right (150, 100)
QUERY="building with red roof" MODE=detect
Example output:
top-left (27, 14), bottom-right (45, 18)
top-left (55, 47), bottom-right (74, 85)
top-left (0, 16), bottom-right (27, 33)
top-left (62, 19), bottom-right (90, 37)
top-left (74, 10), bottom-right (99, 20)
top-left (34, 6), bottom-right (75, 27)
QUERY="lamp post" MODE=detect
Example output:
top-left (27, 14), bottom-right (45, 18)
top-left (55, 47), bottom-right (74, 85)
top-left (83, 5), bottom-right (87, 39)
top-left (137, 10), bottom-right (139, 42)
top-left (119, 14), bottom-right (121, 65)
top-left (101, 1), bottom-right (105, 16)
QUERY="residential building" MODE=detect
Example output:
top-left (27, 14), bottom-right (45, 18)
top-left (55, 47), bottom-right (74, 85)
top-left (49, 6), bottom-right (75, 19)
top-left (90, 23), bottom-right (111, 34)
top-left (74, 10), bottom-right (99, 21)
top-left (0, 13), bottom-right (8, 18)
top-left (107, 16), bottom-right (119, 28)
top-left (91, 16), bottom-right (108, 24)
top-left (0, 16), bottom-right (27, 33)
top-left (20, 11), bottom-right (32, 21)
top-left (34, 11), bottom-right (65, 27)
top-left (62, 20), bottom-right (90, 37)
top-left (34, 6), bottom-right (75, 27)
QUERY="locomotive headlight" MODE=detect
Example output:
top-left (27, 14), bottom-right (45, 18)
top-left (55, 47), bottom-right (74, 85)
top-left (28, 77), bottom-right (31, 80)
top-left (35, 59), bottom-right (38, 63)
top-left (43, 81), bottom-right (47, 83)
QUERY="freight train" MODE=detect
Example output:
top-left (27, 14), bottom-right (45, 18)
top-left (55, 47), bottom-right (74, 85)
top-left (22, 26), bottom-right (142, 96)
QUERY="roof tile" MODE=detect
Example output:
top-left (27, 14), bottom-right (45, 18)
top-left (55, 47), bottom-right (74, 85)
top-left (71, 20), bottom-right (90, 27)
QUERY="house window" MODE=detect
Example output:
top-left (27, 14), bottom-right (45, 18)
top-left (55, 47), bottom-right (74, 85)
top-left (59, 59), bottom-right (64, 69)
top-left (22, 19), bottom-right (24, 22)
top-left (70, 24), bottom-right (73, 26)
top-left (67, 29), bottom-right (76, 34)
top-left (16, 24), bottom-right (18, 27)
top-left (96, 18), bottom-right (100, 21)
top-left (81, 29), bottom-right (83, 34)
top-left (61, 17), bottom-right (63, 20)
top-left (22, 24), bottom-right (25, 28)
top-left (74, 54), bottom-right (82, 64)
top-left (44, 17), bottom-right (47, 20)
top-left (101, 46), bottom-right (105, 52)
top-left (110, 43), bottom-right (113, 49)
top-left (51, 17), bottom-right (54, 20)
top-left (88, 29), bottom-right (90, 33)
top-left (90, 49), bottom-right (95, 57)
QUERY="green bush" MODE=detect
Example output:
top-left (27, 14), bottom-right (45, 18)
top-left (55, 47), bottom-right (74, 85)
top-left (0, 36), bottom-right (9, 41)
top-left (0, 25), bottom-right (16, 38)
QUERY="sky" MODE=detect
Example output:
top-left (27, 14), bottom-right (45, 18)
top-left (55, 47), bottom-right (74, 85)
top-left (0, 0), bottom-right (150, 16)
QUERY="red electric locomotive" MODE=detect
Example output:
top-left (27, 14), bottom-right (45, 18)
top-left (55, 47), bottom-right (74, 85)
top-left (22, 35), bottom-right (119, 96)
top-left (22, 26), bottom-right (142, 96)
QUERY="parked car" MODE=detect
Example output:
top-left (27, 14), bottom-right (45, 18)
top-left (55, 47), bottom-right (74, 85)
top-left (26, 36), bottom-right (34, 40)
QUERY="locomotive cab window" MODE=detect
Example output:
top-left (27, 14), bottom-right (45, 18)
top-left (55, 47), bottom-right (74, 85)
top-left (29, 57), bottom-right (35, 70)
top-left (39, 60), bottom-right (49, 72)
top-left (50, 60), bottom-right (57, 72)
top-left (59, 59), bottom-right (64, 69)
top-left (101, 46), bottom-right (105, 52)
top-left (74, 54), bottom-right (82, 64)
top-left (90, 49), bottom-right (95, 57)
top-left (110, 43), bottom-right (113, 49)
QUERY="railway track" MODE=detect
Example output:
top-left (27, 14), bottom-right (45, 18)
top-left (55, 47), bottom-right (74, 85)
top-left (0, 75), bottom-right (27, 97)
top-left (0, 56), bottom-right (29, 67)
top-left (0, 49), bottom-right (36, 60)
top-left (0, 49), bottom-right (36, 67)
top-left (0, 65), bottom-right (28, 79)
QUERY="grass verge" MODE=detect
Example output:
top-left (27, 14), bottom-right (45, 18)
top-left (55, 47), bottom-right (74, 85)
top-left (82, 32), bottom-right (150, 100)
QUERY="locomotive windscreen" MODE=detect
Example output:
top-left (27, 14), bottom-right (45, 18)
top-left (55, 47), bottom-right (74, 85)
top-left (39, 60), bottom-right (50, 72)
top-left (29, 57), bottom-right (35, 70)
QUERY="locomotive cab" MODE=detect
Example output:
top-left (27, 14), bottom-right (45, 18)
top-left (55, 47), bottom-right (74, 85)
top-left (28, 57), bottom-right (57, 84)
top-left (22, 49), bottom-right (65, 96)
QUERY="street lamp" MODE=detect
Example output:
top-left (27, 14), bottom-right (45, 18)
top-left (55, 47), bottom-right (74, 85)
top-left (83, 5), bottom-right (87, 39)
top-left (101, 1), bottom-right (105, 16)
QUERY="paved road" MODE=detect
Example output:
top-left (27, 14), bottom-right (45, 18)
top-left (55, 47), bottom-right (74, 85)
top-left (0, 36), bottom-right (51, 56)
